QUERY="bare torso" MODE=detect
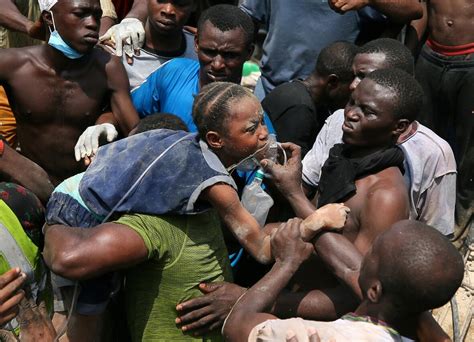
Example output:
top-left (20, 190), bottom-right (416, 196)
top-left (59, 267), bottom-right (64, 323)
top-left (291, 167), bottom-right (408, 291)
top-left (427, 0), bottom-right (474, 45)
top-left (1, 45), bottom-right (115, 185)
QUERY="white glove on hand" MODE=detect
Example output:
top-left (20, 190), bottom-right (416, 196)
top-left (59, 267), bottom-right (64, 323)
top-left (74, 123), bottom-right (118, 162)
top-left (99, 18), bottom-right (145, 57)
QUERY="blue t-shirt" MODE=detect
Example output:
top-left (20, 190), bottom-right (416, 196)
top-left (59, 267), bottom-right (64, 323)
top-left (240, 0), bottom-right (360, 94)
top-left (131, 58), bottom-right (200, 131)
top-left (131, 58), bottom-right (276, 133)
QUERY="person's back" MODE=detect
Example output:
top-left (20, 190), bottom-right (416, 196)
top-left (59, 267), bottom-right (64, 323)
top-left (0, 0), bottom-right (139, 185)
top-left (119, 211), bottom-right (232, 341)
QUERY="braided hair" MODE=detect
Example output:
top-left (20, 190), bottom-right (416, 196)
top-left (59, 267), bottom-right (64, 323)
top-left (192, 82), bottom-right (255, 140)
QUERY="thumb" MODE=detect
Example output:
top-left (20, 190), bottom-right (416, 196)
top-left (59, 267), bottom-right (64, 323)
top-left (260, 158), bottom-right (275, 173)
top-left (105, 125), bottom-right (118, 142)
top-left (198, 282), bottom-right (223, 294)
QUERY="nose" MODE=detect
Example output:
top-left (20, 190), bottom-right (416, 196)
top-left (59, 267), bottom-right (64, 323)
top-left (345, 106), bottom-right (360, 122)
top-left (211, 55), bottom-right (225, 71)
top-left (258, 124), bottom-right (269, 141)
top-left (349, 77), bottom-right (360, 91)
top-left (161, 3), bottom-right (176, 17)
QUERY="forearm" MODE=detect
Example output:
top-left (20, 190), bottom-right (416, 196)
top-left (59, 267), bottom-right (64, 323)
top-left (405, 2), bottom-right (428, 54)
top-left (285, 188), bottom-right (317, 219)
top-left (125, 0), bottom-right (147, 23)
top-left (0, 143), bottom-right (53, 204)
top-left (224, 261), bottom-right (298, 341)
top-left (0, 0), bottom-right (33, 34)
top-left (370, 0), bottom-right (423, 23)
top-left (272, 285), bottom-right (359, 321)
top-left (313, 232), bottom-right (363, 299)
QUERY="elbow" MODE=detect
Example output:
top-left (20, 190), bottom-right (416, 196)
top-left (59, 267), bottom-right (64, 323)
top-left (45, 250), bottom-right (89, 280)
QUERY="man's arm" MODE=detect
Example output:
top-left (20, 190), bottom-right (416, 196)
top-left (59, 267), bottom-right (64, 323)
top-left (0, 0), bottom-right (45, 40)
top-left (328, 0), bottom-right (423, 23)
top-left (405, 0), bottom-right (429, 55)
top-left (105, 55), bottom-right (140, 134)
top-left (223, 219), bottom-right (314, 342)
top-left (43, 222), bottom-right (148, 280)
top-left (0, 141), bottom-right (53, 204)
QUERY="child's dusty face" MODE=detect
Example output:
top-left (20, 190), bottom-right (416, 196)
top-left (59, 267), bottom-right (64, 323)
top-left (220, 97), bottom-right (269, 164)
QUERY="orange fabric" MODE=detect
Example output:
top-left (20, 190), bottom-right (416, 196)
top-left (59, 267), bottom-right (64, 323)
top-left (0, 86), bottom-right (17, 148)
top-left (427, 38), bottom-right (474, 56)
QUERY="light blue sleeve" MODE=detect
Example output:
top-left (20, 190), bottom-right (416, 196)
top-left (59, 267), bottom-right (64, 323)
top-left (131, 69), bottom-right (163, 118)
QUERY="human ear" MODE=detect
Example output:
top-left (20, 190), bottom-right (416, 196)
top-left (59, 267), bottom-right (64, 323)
top-left (245, 43), bottom-right (255, 61)
top-left (367, 281), bottom-right (383, 303)
top-left (206, 131), bottom-right (223, 149)
top-left (393, 119), bottom-right (410, 136)
top-left (194, 34), bottom-right (199, 54)
top-left (42, 11), bottom-right (53, 29)
top-left (327, 74), bottom-right (339, 89)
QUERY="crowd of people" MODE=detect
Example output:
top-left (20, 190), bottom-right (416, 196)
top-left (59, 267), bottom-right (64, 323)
top-left (0, 0), bottom-right (472, 341)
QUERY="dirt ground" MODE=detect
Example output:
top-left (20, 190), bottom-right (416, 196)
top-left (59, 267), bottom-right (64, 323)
top-left (433, 243), bottom-right (474, 341)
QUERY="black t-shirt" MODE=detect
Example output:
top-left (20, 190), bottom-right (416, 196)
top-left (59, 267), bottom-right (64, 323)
top-left (262, 81), bottom-right (328, 157)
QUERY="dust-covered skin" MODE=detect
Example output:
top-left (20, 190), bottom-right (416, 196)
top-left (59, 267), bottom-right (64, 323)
top-left (300, 203), bottom-right (350, 242)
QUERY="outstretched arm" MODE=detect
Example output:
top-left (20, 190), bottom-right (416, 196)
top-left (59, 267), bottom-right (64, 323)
top-left (43, 222), bottom-right (148, 280)
top-left (223, 219), bottom-right (314, 342)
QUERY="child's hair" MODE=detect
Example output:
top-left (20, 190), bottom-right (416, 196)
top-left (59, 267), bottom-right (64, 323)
top-left (192, 82), bottom-right (256, 140)
top-left (134, 113), bottom-right (189, 134)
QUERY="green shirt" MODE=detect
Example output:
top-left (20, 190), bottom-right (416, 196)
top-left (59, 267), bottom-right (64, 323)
top-left (116, 211), bottom-right (232, 342)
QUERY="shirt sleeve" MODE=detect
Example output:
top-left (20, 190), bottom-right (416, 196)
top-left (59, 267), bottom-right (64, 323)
top-left (239, 0), bottom-right (269, 23)
top-left (131, 68), bottom-right (163, 118)
top-left (115, 213), bottom-right (164, 259)
top-left (302, 111), bottom-right (344, 187)
top-left (416, 172), bottom-right (456, 236)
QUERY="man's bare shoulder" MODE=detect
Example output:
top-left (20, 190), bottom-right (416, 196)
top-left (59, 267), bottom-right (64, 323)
top-left (361, 167), bottom-right (408, 206)
top-left (0, 45), bottom-right (47, 71)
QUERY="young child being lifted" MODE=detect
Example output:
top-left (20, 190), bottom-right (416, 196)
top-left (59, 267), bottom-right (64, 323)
top-left (46, 82), bottom-right (349, 264)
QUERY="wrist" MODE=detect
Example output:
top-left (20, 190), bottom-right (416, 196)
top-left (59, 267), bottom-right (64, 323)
top-left (274, 259), bottom-right (302, 273)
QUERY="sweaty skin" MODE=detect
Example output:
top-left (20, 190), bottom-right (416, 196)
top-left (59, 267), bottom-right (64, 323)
top-left (409, 0), bottom-right (474, 47)
top-left (426, 0), bottom-right (474, 45)
top-left (0, 0), bottom-right (139, 185)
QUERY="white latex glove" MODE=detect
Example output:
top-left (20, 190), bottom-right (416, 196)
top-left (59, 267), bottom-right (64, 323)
top-left (99, 18), bottom-right (145, 57)
top-left (74, 123), bottom-right (118, 162)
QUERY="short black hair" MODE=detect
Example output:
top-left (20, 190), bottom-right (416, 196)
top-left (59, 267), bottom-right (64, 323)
top-left (315, 41), bottom-right (359, 81)
top-left (376, 220), bottom-right (464, 314)
top-left (134, 113), bottom-right (188, 134)
top-left (366, 68), bottom-right (423, 122)
top-left (192, 82), bottom-right (255, 140)
top-left (197, 4), bottom-right (254, 47)
top-left (359, 38), bottom-right (414, 75)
